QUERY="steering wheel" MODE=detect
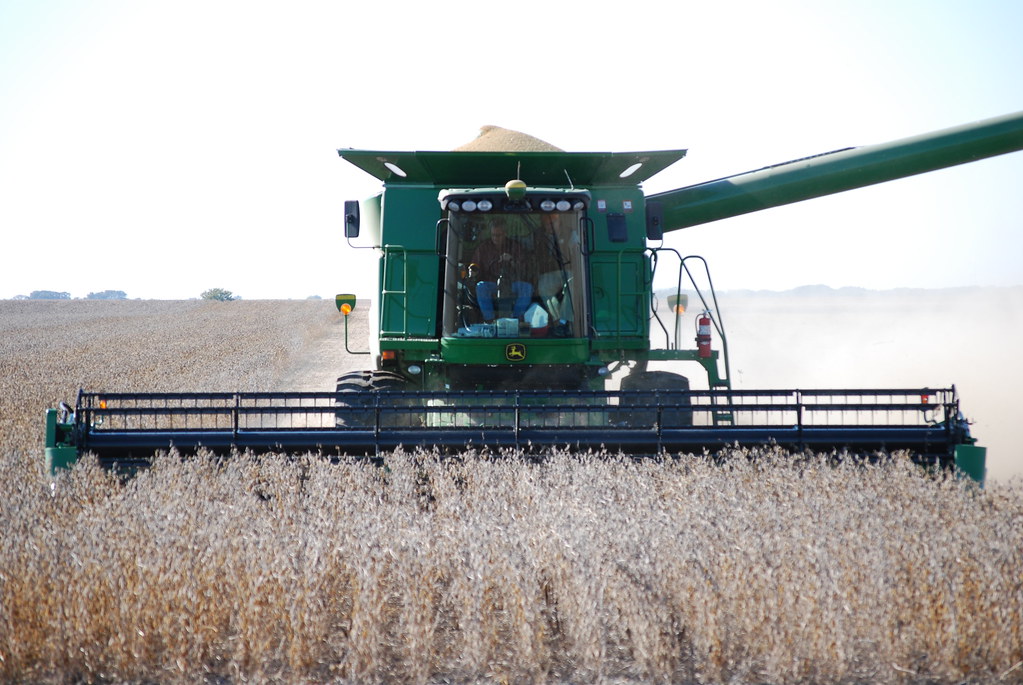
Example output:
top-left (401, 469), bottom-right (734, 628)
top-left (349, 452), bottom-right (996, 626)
top-left (483, 254), bottom-right (518, 281)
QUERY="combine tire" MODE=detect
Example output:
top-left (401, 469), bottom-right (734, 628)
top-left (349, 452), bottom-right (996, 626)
top-left (618, 370), bottom-right (693, 428)
top-left (335, 370), bottom-right (414, 427)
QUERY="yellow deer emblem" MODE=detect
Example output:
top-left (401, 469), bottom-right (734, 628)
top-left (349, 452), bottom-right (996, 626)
top-left (505, 343), bottom-right (526, 361)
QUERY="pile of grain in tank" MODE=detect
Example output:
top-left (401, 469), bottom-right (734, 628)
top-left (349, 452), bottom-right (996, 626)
top-left (453, 124), bottom-right (563, 152)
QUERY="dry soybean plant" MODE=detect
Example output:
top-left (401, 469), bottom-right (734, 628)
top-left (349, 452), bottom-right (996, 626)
top-left (1, 301), bottom-right (1022, 683)
top-left (2, 449), bottom-right (1022, 683)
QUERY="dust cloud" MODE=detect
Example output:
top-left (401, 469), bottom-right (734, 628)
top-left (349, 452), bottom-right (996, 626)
top-left (322, 288), bottom-right (1022, 481)
top-left (683, 286), bottom-right (1023, 482)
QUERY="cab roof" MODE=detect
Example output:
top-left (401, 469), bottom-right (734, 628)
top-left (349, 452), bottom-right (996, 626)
top-left (337, 149), bottom-right (687, 187)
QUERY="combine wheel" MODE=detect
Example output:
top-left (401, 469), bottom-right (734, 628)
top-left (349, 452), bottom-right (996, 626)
top-left (618, 370), bottom-right (693, 428)
top-left (335, 370), bottom-right (415, 427)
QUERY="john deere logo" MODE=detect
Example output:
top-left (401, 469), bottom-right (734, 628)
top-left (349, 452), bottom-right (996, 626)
top-left (505, 343), bottom-right (526, 361)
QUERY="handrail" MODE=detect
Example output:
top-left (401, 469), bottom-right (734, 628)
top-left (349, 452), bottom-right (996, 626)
top-left (647, 248), bottom-right (731, 388)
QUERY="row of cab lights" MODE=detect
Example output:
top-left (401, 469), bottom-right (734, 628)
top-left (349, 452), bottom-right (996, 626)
top-left (447, 198), bottom-right (587, 213)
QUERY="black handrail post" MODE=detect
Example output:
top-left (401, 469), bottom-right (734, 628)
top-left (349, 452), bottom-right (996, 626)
top-left (795, 390), bottom-right (803, 449)
top-left (233, 393), bottom-right (240, 442)
top-left (514, 391), bottom-right (521, 449)
top-left (655, 390), bottom-right (663, 452)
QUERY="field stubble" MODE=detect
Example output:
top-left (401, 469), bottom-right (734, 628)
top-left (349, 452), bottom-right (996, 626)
top-left (1, 299), bottom-right (1022, 684)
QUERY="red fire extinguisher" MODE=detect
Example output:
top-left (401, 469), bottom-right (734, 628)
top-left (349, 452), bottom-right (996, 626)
top-left (696, 312), bottom-right (712, 358)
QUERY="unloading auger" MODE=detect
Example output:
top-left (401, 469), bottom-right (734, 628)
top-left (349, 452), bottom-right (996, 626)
top-left (47, 111), bottom-right (1023, 484)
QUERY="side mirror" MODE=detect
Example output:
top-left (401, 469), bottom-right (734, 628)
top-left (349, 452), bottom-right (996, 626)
top-left (344, 200), bottom-right (360, 238)
top-left (646, 200), bottom-right (664, 241)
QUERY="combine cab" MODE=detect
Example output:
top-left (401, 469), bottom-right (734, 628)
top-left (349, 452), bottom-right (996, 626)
top-left (47, 112), bottom-right (1023, 484)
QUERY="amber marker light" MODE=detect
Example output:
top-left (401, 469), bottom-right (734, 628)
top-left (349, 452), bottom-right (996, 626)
top-left (340, 303), bottom-right (352, 316)
top-left (667, 293), bottom-right (688, 315)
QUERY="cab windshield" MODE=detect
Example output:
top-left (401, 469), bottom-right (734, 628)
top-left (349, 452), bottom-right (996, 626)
top-left (442, 210), bottom-right (587, 339)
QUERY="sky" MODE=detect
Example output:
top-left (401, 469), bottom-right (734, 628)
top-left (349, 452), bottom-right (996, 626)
top-left (2, 0), bottom-right (1022, 300)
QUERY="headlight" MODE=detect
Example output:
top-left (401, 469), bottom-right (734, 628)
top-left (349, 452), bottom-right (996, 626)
top-left (383, 161), bottom-right (408, 178)
top-left (555, 200), bottom-right (571, 211)
top-left (447, 201), bottom-right (460, 212)
top-left (461, 200), bottom-right (477, 212)
top-left (540, 199), bottom-right (556, 211)
top-left (477, 199), bottom-right (493, 212)
top-left (619, 162), bottom-right (643, 178)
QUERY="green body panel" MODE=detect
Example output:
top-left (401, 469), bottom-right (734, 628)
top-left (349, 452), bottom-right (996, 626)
top-left (590, 339), bottom-right (648, 351)
top-left (645, 349), bottom-right (729, 388)
top-left (590, 252), bottom-right (647, 340)
top-left (586, 187), bottom-right (651, 345)
top-left (441, 337), bottom-right (590, 365)
top-left (45, 408), bottom-right (79, 474)
top-left (954, 444), bottom-right (987, 485)
top-left (45, 446), bottom-right (78, 474)
top-left (380, 339), bottom-right (440, 352)
top-left (378, 186), bottom-right (442, 338)
top-left (379, 246), bottom-right (439, 337)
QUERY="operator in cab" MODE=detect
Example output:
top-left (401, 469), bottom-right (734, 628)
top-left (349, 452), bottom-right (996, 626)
top-left (470, 218), bottom-right (534, 322)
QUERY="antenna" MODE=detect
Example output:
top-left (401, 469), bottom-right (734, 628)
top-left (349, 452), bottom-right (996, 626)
top-left (564, 169), bottom-right (575, 189)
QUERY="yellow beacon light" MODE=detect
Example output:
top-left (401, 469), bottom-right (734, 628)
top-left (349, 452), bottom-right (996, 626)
top-left (504, 178), bottom-right (527, 201)
top-left (667, 293), bottom-right (688, 315)
top-left (335, 293), bottom-right (357, 316)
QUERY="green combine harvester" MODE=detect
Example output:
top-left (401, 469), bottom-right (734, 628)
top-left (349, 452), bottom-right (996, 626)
top-left (47, 112), bottom-right (1023, 484)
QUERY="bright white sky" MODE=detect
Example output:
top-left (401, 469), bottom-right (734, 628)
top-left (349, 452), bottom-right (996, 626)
top-left (2, 0), bottom-right (1022, 299)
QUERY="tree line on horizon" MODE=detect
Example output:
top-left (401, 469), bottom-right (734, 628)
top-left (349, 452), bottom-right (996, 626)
top-left (9, 289), bottom-right (326, 301)
top-left (13, 290), bottom-right (129, 300)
